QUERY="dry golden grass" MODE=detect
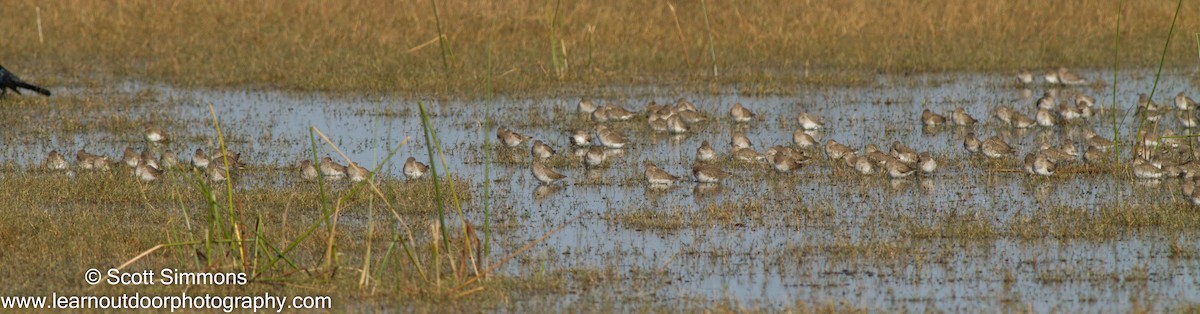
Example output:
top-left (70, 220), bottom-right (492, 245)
top-left (0, 0), bottom-right (1195, 95)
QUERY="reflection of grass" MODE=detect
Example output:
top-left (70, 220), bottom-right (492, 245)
top-left (2, 1), bottom-right (1196, 95)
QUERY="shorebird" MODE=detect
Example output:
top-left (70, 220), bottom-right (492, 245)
top-left (1043, 70), bottom-right (1059, 85)
top-left (951, 108), bottom-right (977, 126)
top-left (918, 152), bottom-right (937, 175)
top-left (320, 157), bottom-right (347, 180)
top-left (730, 103), bottom-right (755, 122)
top-left (846, 155), bottom-right (875, 175)
top-left (648, 116), bottom-right (668, 132)
top-left (963, 132), bottom-right (982, 154)
top-left (692, 164), bottom-right (733, 183)
top-left (1010, 111), bottom-right (1037, 129)
top-left (591, 106), bottom-right (610, 122)
top-left (1016, 70), bottom-right (1034, 85)
top-left (139, 150), bottom-right (160, 171)
top-left (135, 161), bottom-right (162, 182)
top-left (585, 146), bottom-right (606, 168)
top-left (192, 148), bottom-right (210, 169)
top-left (347, 162), bottom-right (370, 182)
top-left (531, 159), bottom-right (567, 184)
top-left (1133, 158), bottom-right (1165, 180)
top-left (921, 109), bottom-right (946, 126)
top-left (1036, 108), bottom-right (1057, 127)
top-left (578, 98), bottom-right (598, 114)
top-left (882, 159), bottom-right (916, 179)
top-left (595, 125), bottom-right (629, 149)
top-left (890, 141), bottom-right (919, 164)
top-left (531, 140), bottom-right (556, 159)
top-left (666, 115), bottom-right (689, 134)
top-left (1023, 153), bottom-right (1056, 176)
top-left (731, 147), bottom-right (765, 163)
top-left (1036, 92), bottom-right (1057, 110)
top-left (824, 140), bottom-right (854, 160)
top-left (605, 105), bottom-right (636, 121)
top-left (570, 129), bottom-right (592, 146)
top-left (981, 136), bottom-right (1015, 159)
top-left (797, 112), bottom-right (825, 130)
top-left (144, 125), bottom-right (167, 144)
top-left (643, 160), bottom-right (680, 185)
top-left (161, 150), bottom-right (179, 170)
top-left (1084, 130), bottom-right (1115, 151)
top-left (1177, 92), bottom-right (1198, 110)
top-left (793, 130), bottom-right (817, 149)
top-left (696, 140), bottom-right (716, 162)
top-left (1057, 67), bottom-right (1086, 85)
top-left (1184, 178), bottom-right (1200, 206)
top-left (497, 127), bottom-right (532, 148)
top-left (46, 150), bottom-right (68, 170)
top-left (993, 106), bottom-right (1016, 125)
top-left (730, 131), bottom-right (752, 149)
top-left (122, 146), bottom-right (140, 168)
top-left (769, 151), bottom-right (803, 173)
top-left (404, 157), bottom-right (429, 179)
top-left (1083, 145), bottom-right (1106, 164)
top-left (298, 160), bottom-right (319, 181)
top-left (676, 109), bottom-right (707, 124)
top-left (207, 165), bottom-right (229, 182)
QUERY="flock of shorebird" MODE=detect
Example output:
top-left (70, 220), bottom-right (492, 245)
top-left (23, 66), bottom-right (1200, 206)
top-left (500, 67), bottom-right (1200, 205)
top-left (41, 125), bottom-right (436, 184)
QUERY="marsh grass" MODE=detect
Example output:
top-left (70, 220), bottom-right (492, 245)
top-left (2, 1), bottom-right (1197, 96)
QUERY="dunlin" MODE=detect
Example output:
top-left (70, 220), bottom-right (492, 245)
top-left (1016, 70), bottom-right (1034, 85)
top-left (595, 125), bottom-right (629, 149)
top-left (210, 151), bottom-right (245, 169)
top-left (1084, 130), bottom-right (1115, 151)
top-left (730, 103), bottom-right (755, 122)
top-left (1184, 178), bottom-right (1200, 206)
top-left (46, 150), bottom-right (68, 170)
top-left (1083, 145), bottom-right (1105, 164)
top-left (921, 109), bottom-right (947, 126)
top-left (1057, 67), bottom-right (1086, 85)
top-left (769, 152), bottom-right (803, 173)
top-left (161, 150), bottom-right (179, 170)
top-left (531, 140), bottom-right (556, 159)
top-left (1036, 92), bottom-right (1056, 110)
top-left (192, 148), bottom-right (210, 169)
top-left (951, 108), bottom-right (977, 126)
top-left (994, 106), bottom-right (1015, 125)
top-left (1010, 111), bottom-right (1037, 129)
top-left (591, 106), bottom-right (610, 122)
top-left (1181, 112), bottom-right (1199, 128)
top-left (531, 159), bottom-right (567, 184)
top-left (122, 146), bottom-right (140, 168)
top-left (793, 130), bottom-right (817, 149)
top-left (797, 112), bottom-right (825, 130)
top-left (1075, 94), bottom-right (1096, 109)
top-left (1177, 92), bottom-right (1198, 110)
top-left (207, 165), bottom-right (229, 182)
top-left (298, 160), bottom-right (319, 181)
top-left (1043, 70), bottom-right (1059, 84)
top-left (847, 155), bottom-right (875, 175)
top-left (918, 152), bottom-right (937, 175)
top-left (730, 131), bottom-right (752, 149)
top-left (667, 115), bottom-right (689, 134)
top-left (644, 100), bottom-right (662, 118)
top-left (963, 132), bottom-right (982, 154)
top-left (584, 146), bottom-right (606, 168)
top-left (1023, 153), bottom-right (1056, 176)
top-left (890, 141), bottom-right (919, 164)
top-left (1058, 101), bottom-right (1083, 121)
top-left (578, 98), bottom-right (597, 114)
top-left (643, 160), bottom-right (680, 185)
top-left (882, 159), bottom-right (916, 179)
top-left (76, 150), bottom-right (97, 170)
top-left (767, 145), bottom-right (808, 163)
top-left (605, 105), bottom-right (637, 121)
top-left (675, 98), bottom-right (698, 112)
top-left (136, 161), bottom-right (163, 182)
top-left (320, 157), bottom-right (347, 180)
top-left (1137, 93), bottom-right (1161, 113)
top-left (1133, 158), bottom-right (1165, 179)
top-left (570, 129), bottom-right (592, 146)
top-left (497, 127), bottom-right (531, 148)
top-left (404, 157), bottom-right (429, 179)
top-left (1035, 108), bottom-right (1057, 127)
top-left (824, 140), bottom-right (854, 160)
top-left (140, 150), bottom-right (160, 171)
top-left (93, 156), bottom-right (114, 172)
top-left (732, 147), bottom-right (764, 163)
top-left (648, 116), bottom-right (668, 132)
top-left (981, 136), bottom-right (1015, 158)
top-left (692, 164), bottom-right (733, 183)
top-left (145, 125), bottom-right (167, 144)
top-left (676, 110), bottom-right (707, 124)
top-left (347, 162), bottom-right (370, 182)
top-left (865, 150), bottom-right (893, 167)
top-left (696, 140), bottom-right (716, 162)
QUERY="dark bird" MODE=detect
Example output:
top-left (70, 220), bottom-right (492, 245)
top-left (0, 65), bottom-right (51, 97)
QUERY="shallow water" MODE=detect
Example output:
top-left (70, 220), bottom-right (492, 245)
top-left (9, 69), bottom-right (1200, 311)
